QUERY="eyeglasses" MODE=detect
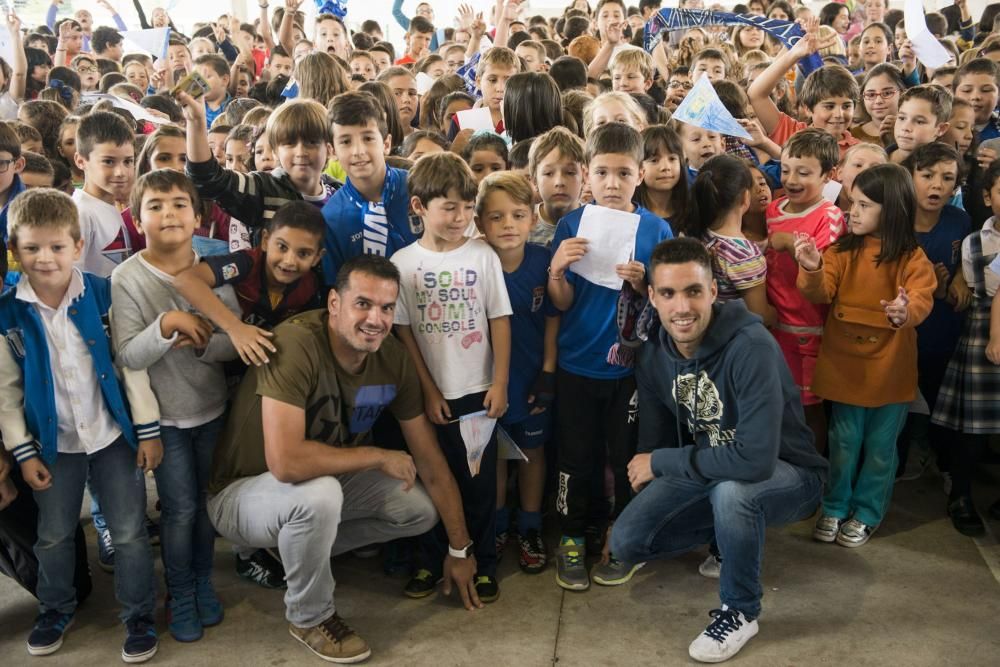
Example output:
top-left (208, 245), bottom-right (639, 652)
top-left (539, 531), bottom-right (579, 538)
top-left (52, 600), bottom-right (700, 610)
top-left (668, 80), bottom-right (694, 90)
top-left (0, 159), bottom-right (16, 173)
top-left (75, 66), bottom-right (98, 74)
top-left (863, 89), bottom-right (898, 101)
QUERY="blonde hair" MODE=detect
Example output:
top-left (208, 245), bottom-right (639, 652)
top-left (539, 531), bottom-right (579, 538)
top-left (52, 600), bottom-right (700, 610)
top-left (528, 126), bottom-right (586, 179)
top-left (839, 141), bottom-right (888, 166)
top-left (818, 25), bottom-right (846, 57)
top-left (8, 187), bottom-right (80, 247)
top-left (609, 46), bottom-right (654, 81)
top-left (583, 91), bottom-right (646, 136)
top-left (295, 51), bottom-right (351, 105)
top-left (476, 46), bottom-right (521, 78)
top-left (476, 172), bottom-right (534, 219)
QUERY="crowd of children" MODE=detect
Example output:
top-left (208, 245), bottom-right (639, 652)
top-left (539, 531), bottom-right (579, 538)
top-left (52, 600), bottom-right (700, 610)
top-left (1, 0), bottom-right (1000, 663)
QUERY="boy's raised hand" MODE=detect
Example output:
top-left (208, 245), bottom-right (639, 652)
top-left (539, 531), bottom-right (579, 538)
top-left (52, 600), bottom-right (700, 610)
top-left (230, 321), bottom-right (277, 366)
top-left (881, 286), bottom-right (910, 327)
top-left (175, 90), bottom-right (206, 125)
top-left (550, 237), bottom-right (589, 276)
top-left (136, 438), bottom-right (163, 474)
top-left (790, 16), bottom-right (820, 58)
top-left (20, 458), bottom-right (52, 491)
top-left (793, 232), bottom-right (822, 271)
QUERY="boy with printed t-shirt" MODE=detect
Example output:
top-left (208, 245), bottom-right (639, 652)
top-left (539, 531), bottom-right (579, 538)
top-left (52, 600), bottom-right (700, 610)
top-left (547, 122), bottom-right (673, 592)
top-left (72, 112), bottom-right (142, 278)
top-left (765, 129), bottom-right (844, 454)
top-left (321, 91), bottom-right (420, 286)
top-left (391, 152), bottom-right (512, 604)
top-left (475, 172), bottom-right (560, 574)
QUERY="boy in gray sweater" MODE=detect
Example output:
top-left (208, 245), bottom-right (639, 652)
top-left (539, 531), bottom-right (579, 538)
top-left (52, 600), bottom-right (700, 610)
top-left (110, 170), bottom-right (239, 644)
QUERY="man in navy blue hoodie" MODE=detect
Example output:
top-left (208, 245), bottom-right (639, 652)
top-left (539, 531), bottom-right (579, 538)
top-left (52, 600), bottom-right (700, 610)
top-left (611, 238), bottom-right (827, 664)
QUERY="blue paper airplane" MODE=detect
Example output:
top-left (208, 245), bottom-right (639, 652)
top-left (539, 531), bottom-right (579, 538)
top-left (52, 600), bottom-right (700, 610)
top-left (672, 75), bottom-right (752, 140)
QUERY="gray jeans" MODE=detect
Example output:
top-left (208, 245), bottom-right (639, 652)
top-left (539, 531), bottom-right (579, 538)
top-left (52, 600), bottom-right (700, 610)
top-left (207, 470), bottom-right (438, 627)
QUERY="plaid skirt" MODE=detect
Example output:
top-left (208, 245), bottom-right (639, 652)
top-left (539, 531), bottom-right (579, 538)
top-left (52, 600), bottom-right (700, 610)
top-left (931, 302), bottom-right (1000, 434)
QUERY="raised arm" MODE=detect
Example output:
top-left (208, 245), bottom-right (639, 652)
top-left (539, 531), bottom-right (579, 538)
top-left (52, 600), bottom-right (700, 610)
top-left (6, 11), bottom-right (26, 103)
top-left (749, 18), bottom-right (821, 136)
top-left (587, 14), bottom-right (624, 79)
top-left (392, 0), bottom-right (412, 31)
top-left (277, 0), bottom-right (303, 57)
top-left (132, 0), bottom-right (152, 29)
top-left (258, 1), bottom-right (275, 54)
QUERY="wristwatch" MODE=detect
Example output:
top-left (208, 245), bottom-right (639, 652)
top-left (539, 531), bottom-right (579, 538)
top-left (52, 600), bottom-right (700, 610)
top-left (448, 541), bottom-right (474, 559)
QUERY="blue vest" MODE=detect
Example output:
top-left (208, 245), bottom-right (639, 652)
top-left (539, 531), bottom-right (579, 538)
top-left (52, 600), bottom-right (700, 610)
top-left (0, 273), bottom-right (140, 464)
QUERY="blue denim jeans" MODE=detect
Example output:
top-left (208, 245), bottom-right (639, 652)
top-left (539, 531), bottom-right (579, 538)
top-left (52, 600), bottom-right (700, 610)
top-left (611, 459), bottom-right (823, 619)
top-left (33, 436), bottom-right (155, 621)
top-left (154, 416), bottom-right (224, 593)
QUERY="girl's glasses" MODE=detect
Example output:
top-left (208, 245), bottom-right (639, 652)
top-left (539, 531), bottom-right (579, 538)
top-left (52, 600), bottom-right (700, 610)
top-left (863, 89), bottom-right (898, 101)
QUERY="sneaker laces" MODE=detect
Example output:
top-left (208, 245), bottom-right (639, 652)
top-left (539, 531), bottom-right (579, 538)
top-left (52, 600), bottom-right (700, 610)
top-left (412, 568), bottom-right (435, 583)
top-left (36, 610), bottom-right (69, 630)
top-left (521, 531), bottom-right (544, 555)
top-left (100, 529), bottom-right (114, 552)
top-left (319, 614), bottom-right (356, 645)
top-left (127, 615), bottom-right (156, 637)
top-left (703, 608), bottom-right (744, 644)
top-left (475, 575), bottom-right (493, 586)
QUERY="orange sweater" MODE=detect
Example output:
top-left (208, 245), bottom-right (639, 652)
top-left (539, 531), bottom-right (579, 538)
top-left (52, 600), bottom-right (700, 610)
top-left (797, 237), bottom-right (936, 408)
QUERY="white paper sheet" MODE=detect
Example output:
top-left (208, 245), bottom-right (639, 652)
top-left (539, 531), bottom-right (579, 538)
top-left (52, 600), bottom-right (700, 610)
top-left (822, 180), bottom-right (843, 204)
top-left (904, 0), bottom-right (954, 69)
top-left (415, 72), bottom-right (435, 95)
top-left (571, 205), bottom-right (641, 291)
top-left (497, 426), bottom-right (529, 462)
top-left (459, 410), bottom-right (497, 477)
top-left (120, 27), bottom-right (171, 60)
top-left (0, 25), bottom-right (15, 67)
top-left (80, 93), bottom-right (173, 125)
top-left (455, 107), bottom-right (494, 132)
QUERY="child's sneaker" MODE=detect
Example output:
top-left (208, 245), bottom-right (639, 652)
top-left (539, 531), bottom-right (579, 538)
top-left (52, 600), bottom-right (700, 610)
top-left (835, 518), bottom-right (875, 548)
top-left (813, 515), bottom-right (842, 543)
top-left (235, 548), bottom-right (286, 589)
top-left (688, 606), bottom-right (759, 663)
top-left (166, 591), bottom-right (203, 642)
top-left (289, 613), bottom-right (370, 664)
top-left (592, 555), bottom-right (644, 586)
top-left (517, 529), bottom-right (547, 574)
top-left (698, 553), bottom-right (722, 579)
top-left (555, 538), bottom-right (589, 591)
top-left (122, 614), bottom-right (158, 664)
top-left (403, 569), bottom-right (441, 599)
top-left (474, 575), bottom-right (500, 603)
top-left (195, 576), bottom-right (224, 627)
top-left (96, 525), bottom-right (115, 572)
top-left (26, 610), bottom-right (74, 656)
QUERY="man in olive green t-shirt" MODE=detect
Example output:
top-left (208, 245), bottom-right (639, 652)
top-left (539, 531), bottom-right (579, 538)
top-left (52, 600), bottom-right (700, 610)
top-left (206, 256), bottom-right (482, 664)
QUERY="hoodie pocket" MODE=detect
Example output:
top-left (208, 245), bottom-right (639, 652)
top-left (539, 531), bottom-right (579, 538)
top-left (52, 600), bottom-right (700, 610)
top-left (824, 319), bottom-right (894, 360)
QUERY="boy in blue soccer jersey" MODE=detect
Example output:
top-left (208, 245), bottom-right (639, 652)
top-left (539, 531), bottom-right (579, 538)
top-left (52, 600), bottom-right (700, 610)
top-left (548, 122), bottom-right (673, 591)
top-left (475, 172), bottom-right (559, 574)
top-left (321, 91), bottom-right (420, 284)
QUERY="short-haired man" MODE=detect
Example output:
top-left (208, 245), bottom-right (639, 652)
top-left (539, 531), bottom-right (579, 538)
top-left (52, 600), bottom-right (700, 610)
top-left (206, 255), bottom-right (482, 664)
top-left (611, 238), bottom-right (828, 664)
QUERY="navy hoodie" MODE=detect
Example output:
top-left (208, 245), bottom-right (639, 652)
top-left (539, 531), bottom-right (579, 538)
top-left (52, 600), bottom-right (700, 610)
top-left (637, 299), bottom-right (828, 485)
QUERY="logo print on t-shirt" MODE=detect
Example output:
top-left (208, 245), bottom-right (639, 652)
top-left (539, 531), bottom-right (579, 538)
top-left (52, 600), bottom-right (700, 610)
top-left (351, 384), bottom-right (398, 434)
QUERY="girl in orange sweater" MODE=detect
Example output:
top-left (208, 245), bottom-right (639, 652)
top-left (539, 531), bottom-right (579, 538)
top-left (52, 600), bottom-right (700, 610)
top-left (793, 163), bottom-right (936, 548)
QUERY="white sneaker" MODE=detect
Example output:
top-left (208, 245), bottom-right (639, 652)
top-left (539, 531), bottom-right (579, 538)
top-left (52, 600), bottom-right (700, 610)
top-left (698, 553), bottom-right (721, 579)
top-left (688, 606), bottom-right (759, 663)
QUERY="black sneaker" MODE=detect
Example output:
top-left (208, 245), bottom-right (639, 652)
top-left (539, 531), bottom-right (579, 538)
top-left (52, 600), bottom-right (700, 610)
top-left (122, 614), bottom-right (158, 664)
top-left (517, 529), bottom-right (547, 574)
top-left (474, 575), bottom-right (500, 603)
top-left (235, 549), bottom-right (286, 589)
top-left (27, 610), bottom-right (74, 656)
top-left (948, 496), bottom-right (986, 537)
top-left (403, 569), bottom-right (441, 598)
top-left (97, 525), bottom-right (115, 573)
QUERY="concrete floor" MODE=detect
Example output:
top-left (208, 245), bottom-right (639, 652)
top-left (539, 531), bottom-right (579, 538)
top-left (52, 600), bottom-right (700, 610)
top-left (2, 471), bottom-right (1000, 666)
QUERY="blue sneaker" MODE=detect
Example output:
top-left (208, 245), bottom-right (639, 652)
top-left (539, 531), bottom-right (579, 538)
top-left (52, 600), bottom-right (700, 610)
top-left (166, 592), bottom-right (203, 642)
top-left (195, 577), bottom-right (224, 627)
top-left (27, 610), bottom-right (74, 656)
top-left (122, 615), bottom-right (158, 663)
top-left (96, 525), bottom-right (115, 573)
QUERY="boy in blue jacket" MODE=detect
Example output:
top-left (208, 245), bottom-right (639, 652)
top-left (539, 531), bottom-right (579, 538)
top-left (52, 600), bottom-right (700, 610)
top-left (0, 189), bottom-right (161, 664)
top-left (321, 91), bottom-right (420, 285)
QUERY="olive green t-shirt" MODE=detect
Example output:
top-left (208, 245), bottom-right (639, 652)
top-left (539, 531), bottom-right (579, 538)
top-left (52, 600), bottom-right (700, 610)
top-left (209, 309), bottom-right (424, 493)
